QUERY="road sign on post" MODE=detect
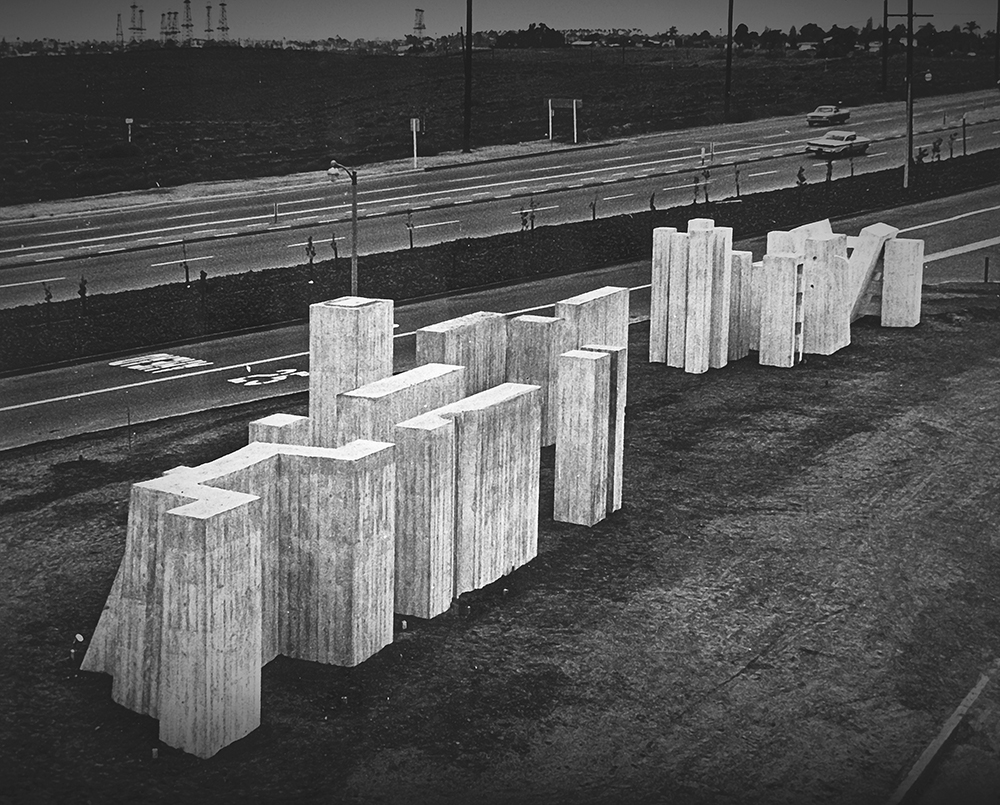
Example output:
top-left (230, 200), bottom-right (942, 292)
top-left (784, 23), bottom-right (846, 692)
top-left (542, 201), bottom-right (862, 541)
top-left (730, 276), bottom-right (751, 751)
top-left (547, 98), bottom-right (583, 144)
top-left (410, 118), bottom-right (420, 169)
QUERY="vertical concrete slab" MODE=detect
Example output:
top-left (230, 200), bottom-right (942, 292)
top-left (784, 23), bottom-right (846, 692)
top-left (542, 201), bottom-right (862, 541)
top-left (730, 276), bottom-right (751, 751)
top-left (249, 413), bottom-right (312, 446)
top-left (749, 259), bottom-right (764, 352)
top-left (506, 314), bottom-right (574, 447)
top-left (802, 233), bottom-right (851, 355)
top-left (882, 238), bottom-right (924, 328)
top-left (581, 344), bottom-right (627, 515)
top-left (728, 250), bottom-right (753, 361)
top-left (666, 232), bottom-right (690, 368)
top-left (650, 226), bottom-right (677, 363)
top-left (849, 223), bottom-right (899, 320)
top-left (309, 296), bottom-right (394, 448)
top-left (556, 285), bottom-right (630, 352)
top-left (708, 226), bottom-right (733, 369)
top-left (767, 230), bottom-right (798, 256)
top-left (158, 492), bottom-right (262, 759)
top-left (554, 350), bottom-right (611, 527)
top-left (415, 310), bottom-right (508, 397)
top-left (684, 227), bottom-right (713, 374)
top-left (336, 363), bottom-right (465, 446)
top-left (278, 442), bottom-right (396, 668)
top-left (759, 253), bottom-right (801, 368)
top-left (434, 384), bottom-right (541, 597)
top-left (393, 413), bottom-right (456, 620)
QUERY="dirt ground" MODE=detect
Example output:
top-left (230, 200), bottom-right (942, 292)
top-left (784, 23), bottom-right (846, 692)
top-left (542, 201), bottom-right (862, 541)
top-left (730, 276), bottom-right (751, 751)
top-left (2, 287), bottom-right (1000, 804)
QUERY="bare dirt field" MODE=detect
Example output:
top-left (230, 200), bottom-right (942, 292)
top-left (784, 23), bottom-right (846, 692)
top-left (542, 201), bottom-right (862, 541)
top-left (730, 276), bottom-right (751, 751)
top-left (2, 285), bottom-right (1000, 804)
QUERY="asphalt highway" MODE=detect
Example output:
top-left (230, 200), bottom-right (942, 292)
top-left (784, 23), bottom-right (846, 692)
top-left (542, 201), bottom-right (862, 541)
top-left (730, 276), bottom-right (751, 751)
top-left (1, 184), bottom-right (998, 453)
top-left (1, 89), bottom-right (998, 309)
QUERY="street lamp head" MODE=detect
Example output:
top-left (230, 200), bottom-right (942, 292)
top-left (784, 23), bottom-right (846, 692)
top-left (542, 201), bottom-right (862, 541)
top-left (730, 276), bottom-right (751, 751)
top-left (924, 71), bottom-right (932, 82)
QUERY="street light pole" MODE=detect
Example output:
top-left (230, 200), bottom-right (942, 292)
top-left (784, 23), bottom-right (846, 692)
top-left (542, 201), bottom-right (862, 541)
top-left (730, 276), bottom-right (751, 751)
top-left (329, 159), bottom-right (359, 296)
top-left (889, 0), bottom-right (932, 189)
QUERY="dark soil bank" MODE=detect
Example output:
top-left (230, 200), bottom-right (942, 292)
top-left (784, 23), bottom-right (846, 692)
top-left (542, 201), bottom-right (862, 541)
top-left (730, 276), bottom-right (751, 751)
top-left (3, 289), bottom-right (1000, 803)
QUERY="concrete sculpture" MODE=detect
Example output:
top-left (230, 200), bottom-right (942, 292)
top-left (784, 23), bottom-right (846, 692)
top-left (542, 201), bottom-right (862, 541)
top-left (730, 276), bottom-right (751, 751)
top-left (86, 284), bottom-right (634, 759)
top-left (650, 218), bottom-right (924, 372)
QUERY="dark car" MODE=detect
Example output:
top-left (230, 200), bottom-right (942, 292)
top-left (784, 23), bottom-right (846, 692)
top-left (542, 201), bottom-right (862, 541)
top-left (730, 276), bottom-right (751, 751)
top-left (806, 105), bottom-right (851, 127)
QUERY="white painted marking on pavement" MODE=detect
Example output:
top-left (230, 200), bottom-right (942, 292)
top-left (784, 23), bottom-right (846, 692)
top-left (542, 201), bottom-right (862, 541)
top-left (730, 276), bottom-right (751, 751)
top-left (149, 255), bottom-right (215, 267)
top-left (413, 220), bottom-right (460, 229)
top-left (899, 202), bottom-right (1000, 234)
top-left (0, 276), bottom-right (65, 289)
top-left (924, 236), bottom-right (1000, 262)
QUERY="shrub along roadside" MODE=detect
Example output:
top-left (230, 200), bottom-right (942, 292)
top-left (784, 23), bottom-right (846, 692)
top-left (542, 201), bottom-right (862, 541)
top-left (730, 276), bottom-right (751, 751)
top-left (2, 152), bottom-right (999, 374)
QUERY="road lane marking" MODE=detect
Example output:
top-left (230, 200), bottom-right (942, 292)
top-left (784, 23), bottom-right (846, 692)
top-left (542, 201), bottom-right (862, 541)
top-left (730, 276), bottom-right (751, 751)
top-left (190, 229), bottom-right (218, 236)
top-left (34, 255), bottom-right (67, 263)
top-left (98, 247), bottom-right (126, 254)
top-left (603, 193), bottom-right (635, 201)
top-left (749, 170), bottom-right (778, 177)
top-left (0, 276), bottom-right (65, 289)
top-left (923, 236), bottom-right (1000, 262)
top-left (150, 255), bottom-right (215, 267)
top-left (899, 202), bottom-right (1000, 234)
top-left (413, 220), bottom-right (460, 229)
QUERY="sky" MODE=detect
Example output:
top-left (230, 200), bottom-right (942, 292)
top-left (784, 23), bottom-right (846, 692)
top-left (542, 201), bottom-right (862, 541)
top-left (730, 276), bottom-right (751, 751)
top-left (3, 0), bottom-right (997, 43)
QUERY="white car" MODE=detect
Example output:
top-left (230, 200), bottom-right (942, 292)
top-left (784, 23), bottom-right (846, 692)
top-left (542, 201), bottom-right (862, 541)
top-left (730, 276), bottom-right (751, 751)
top-left (805, 130), bottom-right (871, 158)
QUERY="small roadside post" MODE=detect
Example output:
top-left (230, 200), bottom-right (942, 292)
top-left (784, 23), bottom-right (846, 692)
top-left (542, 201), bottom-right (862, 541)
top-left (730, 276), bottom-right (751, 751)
top-left (410, 118), bottom-right (420, 169)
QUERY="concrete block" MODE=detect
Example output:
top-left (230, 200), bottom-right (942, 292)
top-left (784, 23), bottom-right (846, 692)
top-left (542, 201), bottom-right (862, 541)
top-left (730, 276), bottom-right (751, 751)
top-left (790, 219), bottom-right (834, 253)
top-left (581, 344), bottom-right (627, 515)
top-left (882, 238), bottom-right (924, 328)
top-left (688, 217), bottom-right (715, 231)
top-left (309, 297), bottom-right (394, 447)
top-left (708, 226), bottom-right (733, 369)
top-left (337, 363), bottom-right (465, 446)
top-left (415, 310), bottom-right (508, 396)
top-left (649, 226), bottom-right (677, 363)
top-left (249, 413), bottom-right (312, 446)
top-left (158, 492), bottom-right (262, 759)
top-left (83, 439), bottom-right (396, 758)
top-left (802, 234), bottom-right (851, 355)
top-left (749, 259), bottom-right (764, 352)
top-left (434, 384), bottom-right (541, 596)
top-left (759, 253), bottom-right (802, 368)
top-left (393, 413), bottom-right (456, 619)
top-left (555, 285), bottom-right (630, 352)
top-left (684, 227), bottom-right (713, 374)
top-left (506, 315), bottom-right (574, 447)
top-left (666, 232), bottom-right (690, 368)
top-left (849, 223), bottom-right (899, 320)
top-left (554, 350), bottom-right (611, 527)
top-left (728, 250), bottom-right (753, 361)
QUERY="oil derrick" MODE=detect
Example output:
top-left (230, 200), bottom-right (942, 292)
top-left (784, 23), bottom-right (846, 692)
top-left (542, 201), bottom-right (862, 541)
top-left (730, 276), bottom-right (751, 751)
top-left (138, 8), bottom-right (146, 41)
top-left (414, 8), bottom-right (425, 39)
top-left (205, 4), bottom-right (213, 41)
top-left (160, 13), bottom-right (167, 42)
top-left (182, 0), bottom-right (193, 44)
top-left (129, 2), bottom-right (143, 42)
top-left (218, 2), bottom-right (229, 41)
top-left (116, 14), bottom-right (124, 49)
top-left (168, 11), bottom-right (180, 42)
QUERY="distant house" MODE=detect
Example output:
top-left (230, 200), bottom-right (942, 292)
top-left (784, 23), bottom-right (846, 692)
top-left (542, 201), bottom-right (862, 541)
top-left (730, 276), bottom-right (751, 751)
top-left (570, 38), bottom-right (599, 47)
top-left (797, 41), bottom-right (819, 52)
top-left (867, 41), bottom-right (882, 53)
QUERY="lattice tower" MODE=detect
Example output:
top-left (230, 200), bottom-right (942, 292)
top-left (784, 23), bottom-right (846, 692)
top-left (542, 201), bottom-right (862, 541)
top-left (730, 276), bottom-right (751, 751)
top-left (414, 8), bottom-right (425, 38)
top-left (129, 2), bottom-right (140, 42)
top-left (116, 14), bottom-right (124, 49)
top-left (218, 2), bottom-right (229, 41)
top-left (182, 0), bottom-right (193, 43)
top-left (205, 4), bottom-right (213, 40)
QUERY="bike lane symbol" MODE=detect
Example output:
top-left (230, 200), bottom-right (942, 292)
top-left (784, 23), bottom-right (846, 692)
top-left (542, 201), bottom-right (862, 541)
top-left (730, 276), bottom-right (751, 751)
top-left (227, 368), bottom-right (309, 387)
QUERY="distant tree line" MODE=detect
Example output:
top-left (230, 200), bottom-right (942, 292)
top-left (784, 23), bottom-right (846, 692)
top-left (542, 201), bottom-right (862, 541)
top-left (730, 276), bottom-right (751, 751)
top-left (2, 19), bottom-right (995, 58)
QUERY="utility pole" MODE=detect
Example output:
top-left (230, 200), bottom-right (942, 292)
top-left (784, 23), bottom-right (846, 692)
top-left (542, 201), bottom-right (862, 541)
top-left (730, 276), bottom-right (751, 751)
top-left (463, 0), bottom-right (472, 153)
top-left (882, 0), bottom-right (889, 92)
top-left (995, 0), bottom-right (999, 83)
top-left (724, 0), bottom-right (734, 119)
top-left (889, 0), bottom-right (932, 189)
